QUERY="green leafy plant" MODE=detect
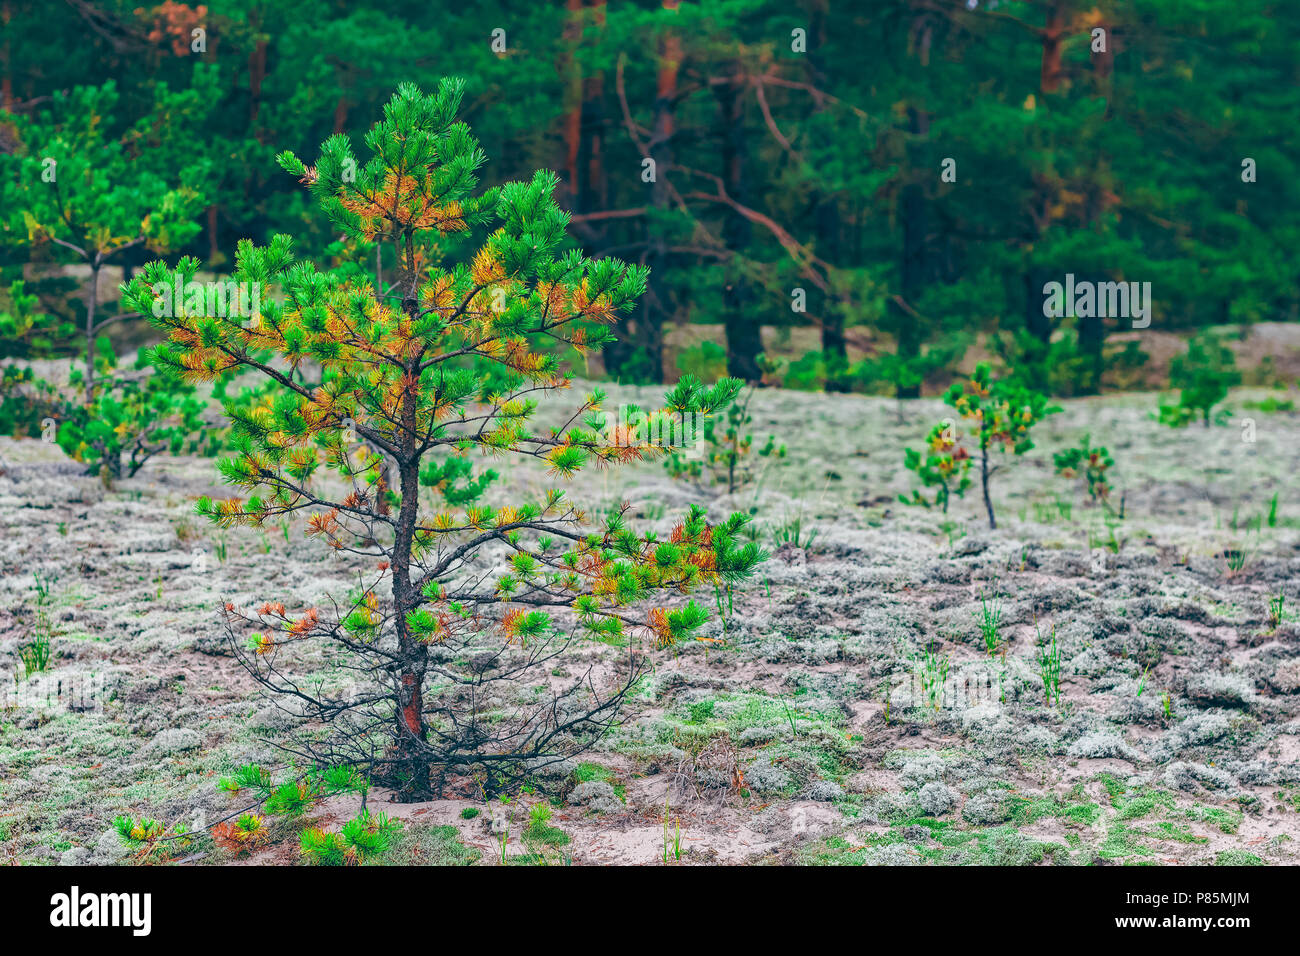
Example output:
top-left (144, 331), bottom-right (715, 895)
top-left (1268, 593), bottom-right (1285, 629)
top-left (19, 609), bottom-right (54, 678)
top-left (2, 81), bottom-right (206, 400)
top-left (55, 357), bottom-right (214, 482)
top-left (975, 591), bottom-right (1004, 656)
top-left (919, 646), bottom-right (950, 713)
top-left (1036, 622), bottom-right (1062, 708)
top-left (1158, 330), bottom-right (1241, 427)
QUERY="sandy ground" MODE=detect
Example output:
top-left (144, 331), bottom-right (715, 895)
top-left (2, 375), bottom-right (1300, 866)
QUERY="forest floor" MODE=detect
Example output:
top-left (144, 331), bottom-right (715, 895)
top-left (2, 379), bottom-right (1300, 866)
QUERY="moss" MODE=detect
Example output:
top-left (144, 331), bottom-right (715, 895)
top-left (381, 824), bottom-right (480, 866)
top-left (973, 826), bottom-right (1067, 866)
top-left (1145, 821), bottom-right (1208, 844)
top-left (1102, 776), bottom-right (1176, 821)
top-left (574, 762), bottom-right (614, 785)
top-left (1187, 804), bottom-right (1242, 834)
top-left (1015, 797), bottom-right (1101, 826)
top-left (796, 834), bottom-right (877, 866)
top-left (525, 822), bottom-right (570, 847)
top-left (1098, 822), bottom-right (1155, 861)
top-left (1214, 849), bottom-right (1264, 866)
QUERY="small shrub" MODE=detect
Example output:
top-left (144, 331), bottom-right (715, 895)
top-left (901, 420), bottom-right (971, 513)
top-left (1159, 330), bottom-right (1240, 427)
top-left (675, 340), bottom-right (728, 383)
top-left (1053, 434), bottom-right (1117, 510)
top-left (55, 359), bottom-right (213, 481)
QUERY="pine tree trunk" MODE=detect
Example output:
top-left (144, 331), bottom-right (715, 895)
top-left (1040, 1), bottom-right (1066, 94)
top-left (981, 444), bottom-right (996, 529)
top-left (561, 0), bottom-right (584, 204)
top-left (615, 2), bottom-right (678, 381)
top-left (390, 295), bottom-right (431, 797)
top-left (807, 1), bottom-right (848, 384)
top-left (895, 105), bottom-right (929, 399)
top-left (896, 181), bottom-right (926, 398)
top-left (579, 1), bottom-right (608, 214)
top-left (714, 72), bottom-right (761, 382)
top-left (1078, 311), bottom-right (1105, 394)
top-left (84, 260), bottom-right (99, 401)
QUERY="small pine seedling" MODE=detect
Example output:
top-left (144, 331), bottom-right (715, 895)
top-left (936, 363), bottom-right (1057, 529)
top-left (1054, 434), bottom-right (1117, 511)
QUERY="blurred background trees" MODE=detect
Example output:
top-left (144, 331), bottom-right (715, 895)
top-left (2, 0), bottom-right (1297, 397)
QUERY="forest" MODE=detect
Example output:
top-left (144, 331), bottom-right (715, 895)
top-left (0, 0), bottom-right (1297, 890)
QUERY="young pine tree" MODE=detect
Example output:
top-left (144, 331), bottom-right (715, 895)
top-left (3, 81), bottom-right (207, 399)
top-left (1159, 329), bottom-right (1241, 427)
top-left (125, 81), bottom-right (765, 797)
top-left (901, 419), bottom-right (972, 514)
top-left (940, 363), bottom-right (1056, 529)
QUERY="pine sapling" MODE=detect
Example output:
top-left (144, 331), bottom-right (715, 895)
top-left (125, 81), bottom-right (766, 798)
top-left (1054, 434), bottom-right (1118, 512)
top-left (901, 419), bottom-right (971, 513)
top-left (942, 362), bottom-right (1057, 529)
top-left (1158, 330), bottom-right (1241, 427)
top-left (664, 385), bottom-right (784, 492)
